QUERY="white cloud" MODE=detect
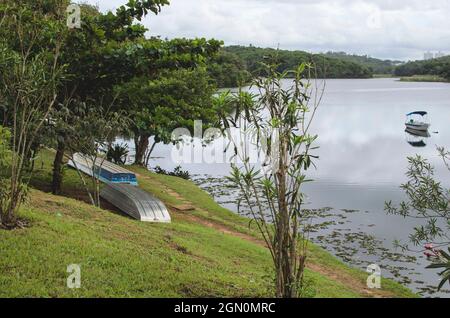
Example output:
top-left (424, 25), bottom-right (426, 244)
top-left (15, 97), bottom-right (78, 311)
top-left (82, 0), bottom-right (450, 60)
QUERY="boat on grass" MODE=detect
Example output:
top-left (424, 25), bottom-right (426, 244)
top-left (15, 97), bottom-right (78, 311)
top-left (68, 153), bottom-right (170, 223)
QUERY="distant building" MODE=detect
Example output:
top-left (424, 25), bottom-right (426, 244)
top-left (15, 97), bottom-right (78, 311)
top-left (424, 52), bottom-right (434, 60)
top-left (435, 51), bottom-right (446, 58)
top-left (424, 51), bottom-right (447, 60)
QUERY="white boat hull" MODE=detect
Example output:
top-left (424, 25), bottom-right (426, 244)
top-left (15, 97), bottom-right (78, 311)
top-left (405, 123), bottom-right (430, 131)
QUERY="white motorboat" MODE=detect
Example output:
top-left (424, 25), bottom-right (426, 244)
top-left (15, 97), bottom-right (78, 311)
top-left (405, 111), bottom-right (430, 132)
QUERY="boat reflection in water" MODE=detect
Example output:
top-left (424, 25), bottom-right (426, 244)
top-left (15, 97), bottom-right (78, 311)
top-left (405, 127), bottom-right (431, 148)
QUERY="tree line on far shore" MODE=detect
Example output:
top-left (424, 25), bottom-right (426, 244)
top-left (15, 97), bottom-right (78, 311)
top-left (394, 56), bottom-right (450, 81)
top-left (214, 46), bottom-right (450, 87)
top-left (219, 46), bottom-right (373, 82)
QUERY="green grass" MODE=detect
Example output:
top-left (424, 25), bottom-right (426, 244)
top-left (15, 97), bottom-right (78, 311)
top-left (129, 166), bottom-right (417, 298)
top-left (399, 75), bottom-right (449, 83)
top-left (0, 149), bottom-right (418, 298)
top-left (1, 192), bottom-right (274, 297)
top-left (372, 74), bottom-right (395, 78)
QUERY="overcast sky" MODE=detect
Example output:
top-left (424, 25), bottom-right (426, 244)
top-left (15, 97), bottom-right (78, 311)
top-left (84, 0), bottom-right (450, 61)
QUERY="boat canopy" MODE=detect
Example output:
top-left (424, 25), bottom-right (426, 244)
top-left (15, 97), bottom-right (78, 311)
top-left (407, 111), bottom-right (428, 117)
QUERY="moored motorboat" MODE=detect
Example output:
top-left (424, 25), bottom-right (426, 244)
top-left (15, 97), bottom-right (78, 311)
top-left (405, 127), bottom-right (431, 138)
top-left (405, 128), bottom-right (430, 148)
top-left (405, 111), bottom-right (430, 132)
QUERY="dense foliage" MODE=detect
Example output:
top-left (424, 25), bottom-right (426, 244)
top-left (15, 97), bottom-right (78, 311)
top-left (395, 56), bottom-right (450, 80)
top-left (20, 0), bottom-right (173, 194)
top-left (2, 0), bottom-right (221, 192)
top-left (322, 51), bottom-right (401, 75)
top-left (207, 50), bottom-right (251, 88)
top-left (224, 46), bottom-right (372, 79)
top-left (110, 36), bottom-right (223, 167)
top-left (0, 0), bottom-right (64, 227)
top-left (0, 0), bottom-right (222, 208)
top-left (153, 166), bottom-right (191, 180)
top-left (0, 127), bottom-right (10, 169)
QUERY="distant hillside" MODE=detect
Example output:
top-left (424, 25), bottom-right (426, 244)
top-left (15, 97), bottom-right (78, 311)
top-left (394, 56), bottom-right (450, 80)
top-left (210, 46), bottom-right (450, 86)
top-left (223, 46), bottom-right (373, 79)
top-left (322, 52), bottom-right (402, 75)
top-left (207, 50), bottom-right (251, 88)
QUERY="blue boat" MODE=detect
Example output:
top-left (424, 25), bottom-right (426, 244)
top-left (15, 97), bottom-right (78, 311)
top-left (68, 153), bottom-right (171, 223)
top-left (68, 153), bottom-right (138, 186)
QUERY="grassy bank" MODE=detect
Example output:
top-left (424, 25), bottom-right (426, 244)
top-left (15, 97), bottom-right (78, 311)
top-left (399, 75), bottom-right (449, 83)
top-left (372, 74), bottom-right (395, 78)
top-left (0, 149), bottom-right (417, 298)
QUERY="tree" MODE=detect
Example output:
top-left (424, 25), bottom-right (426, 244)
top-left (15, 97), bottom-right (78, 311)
top-left (395, 56), bottom-right (450, 80)
top-left (385, 147), bottom-right (450, 290)
top-left (224, 45), bottom-right (372, 79)
top-left (47, 0), bottom-right (169, 195)
top-left (216, 62), bottom-right (323, 297)
top-left (207, 50), bottom-right (251, 88)
top-left (113, 38), bottom-right (222, 166)
top-left (0, 2), bottom-right (64, 227)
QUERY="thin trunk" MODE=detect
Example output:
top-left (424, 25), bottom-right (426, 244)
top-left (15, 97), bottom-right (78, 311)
top-left (144, 141), bottom-right (157, 167)
top-left (276, 134), bottom-right (296, 298)
top-left (134, 134), bottom-right (150, 166)
top-left (52, 139), bottom-right (66, 195)
top-left (69, 155), bottom-right (96, 206)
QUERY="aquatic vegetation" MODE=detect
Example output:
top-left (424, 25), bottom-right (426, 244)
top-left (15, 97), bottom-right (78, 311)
top-left (154, 166), bottom-right (191, 180)
top-left (386, 148), bottom-right (450, 291)
top-left (193, 173), bottom-right (448, 297)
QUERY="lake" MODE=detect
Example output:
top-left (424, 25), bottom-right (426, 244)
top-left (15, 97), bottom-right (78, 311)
top-left (129, 78), bottom-right (450, 297)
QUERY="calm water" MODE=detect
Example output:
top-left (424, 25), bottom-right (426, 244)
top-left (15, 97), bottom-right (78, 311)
top-left (128, 78), bottom-right (450, 297)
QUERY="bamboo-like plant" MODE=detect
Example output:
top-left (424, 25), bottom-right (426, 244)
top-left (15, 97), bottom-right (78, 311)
top-left (216, 62), bottom-right (323, 297)
top-left (63, 102), bottom-right (129, 208)
top-left (0, 5), bottom-right (63, 228)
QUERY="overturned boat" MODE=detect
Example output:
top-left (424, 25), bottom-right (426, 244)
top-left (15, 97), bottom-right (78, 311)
top-left (68, 153), bottom-right (138, 185)
top-left (100, 184), bottom-right (171, 223)
top-left (68, 153), bottom-right (171, 223)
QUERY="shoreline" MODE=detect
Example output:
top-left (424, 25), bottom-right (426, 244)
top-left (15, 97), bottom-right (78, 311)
top-left (399, 75), bottom-right (449, 83)
top-left (0, 149), bottom-right (418, 298)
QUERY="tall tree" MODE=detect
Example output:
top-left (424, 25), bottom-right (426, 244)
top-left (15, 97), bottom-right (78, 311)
top-left (207, 50), bottom-right (251, 88)
top-left (113, 37), bottom-right (222, 165)
top-left (48, 0), bottom-right (169, 194)
top-left (0, 1), bottom-right (64, 227)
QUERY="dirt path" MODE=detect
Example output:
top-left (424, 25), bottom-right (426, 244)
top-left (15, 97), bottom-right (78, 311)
top-left (140, 174), bottom-right (394, 298)
top-left (175, 210), bottom-right (392, 298)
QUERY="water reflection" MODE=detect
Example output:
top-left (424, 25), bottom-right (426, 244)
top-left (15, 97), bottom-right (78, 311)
top-left (123, 78), bottom-right (450, 297)
top-left (405, 128), bottom-right (431, 148)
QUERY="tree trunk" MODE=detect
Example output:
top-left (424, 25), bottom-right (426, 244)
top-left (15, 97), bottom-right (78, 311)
top-left (144, 141), bottom-right (157, 167)
top-left (134, 134), bottom-right (150, 166)
top-left (52, 139), bottom-right (66, 195)
top-left (275, 135), bottom-right (297, 298)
